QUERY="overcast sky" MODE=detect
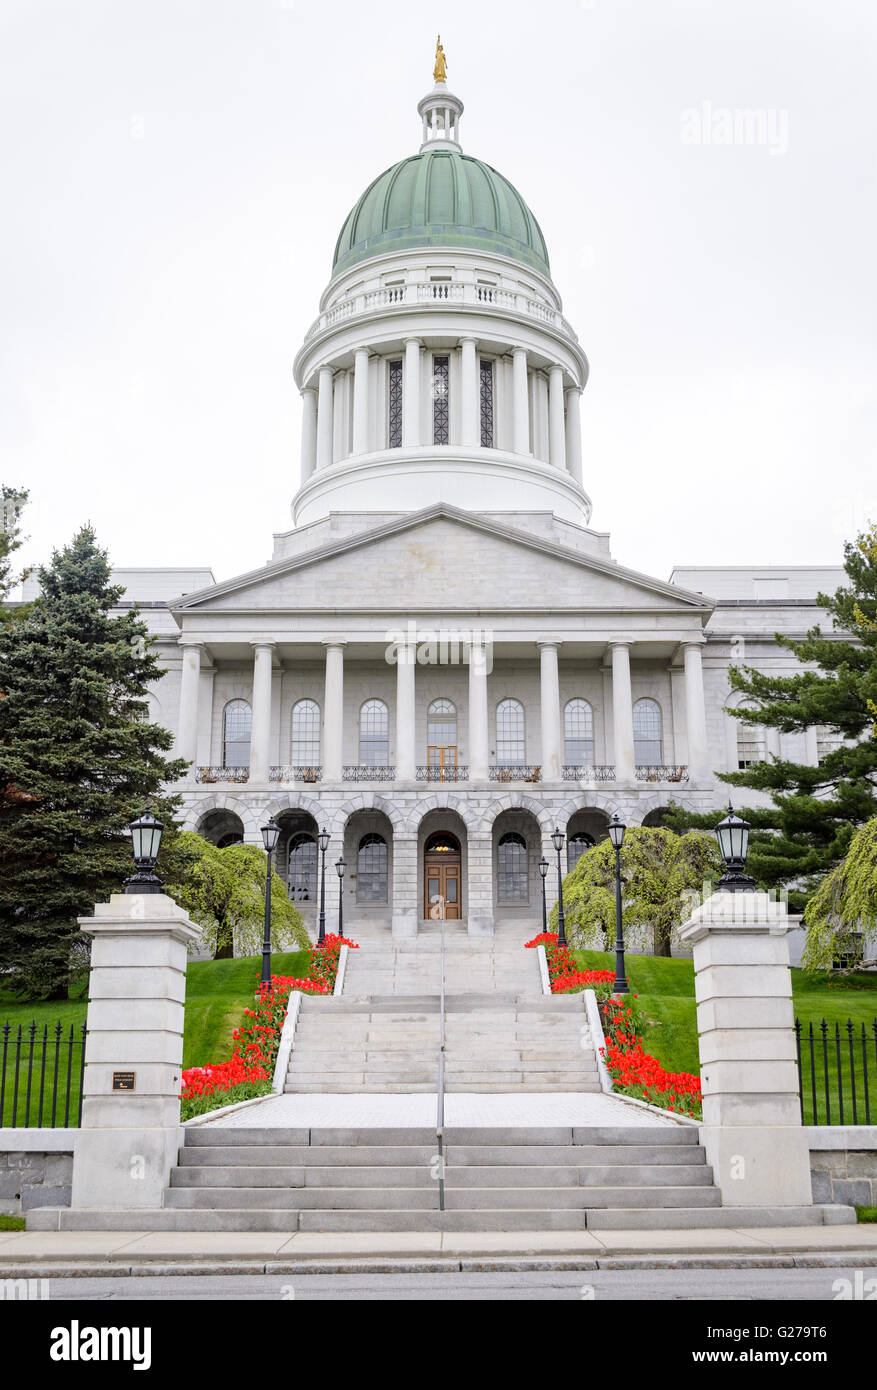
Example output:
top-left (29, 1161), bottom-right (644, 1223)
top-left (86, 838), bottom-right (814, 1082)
top-left (3, 0), bottom-right (875, 588)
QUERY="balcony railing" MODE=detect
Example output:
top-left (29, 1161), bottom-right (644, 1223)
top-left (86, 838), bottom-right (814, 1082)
top-left (416, 765), bottom-right (470, 783)
top-left (304, 279), bottom-right (579, 345)
top-left (269, 766), bottom-right (321, 784)
top-left (342, 765), bottom-right (395, 782)
top-left (562, 765), bottom-right (616, 782)
top-left (490, 765), bottom-right (542, 783)
top-left (196, 766), bottom-right (249, 784)
top-left (635, 765), bottom-right (689, 783)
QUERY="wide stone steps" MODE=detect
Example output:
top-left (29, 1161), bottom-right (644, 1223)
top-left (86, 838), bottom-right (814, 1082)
top-left (28, 1126), bottom-right (855, 1233)
top-left (284, 989), bottom-right (599, 1093)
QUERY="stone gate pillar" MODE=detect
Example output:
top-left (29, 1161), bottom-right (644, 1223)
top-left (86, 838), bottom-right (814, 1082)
top-left (679, 890), bottom-right (813, 1208)
top-left (71, 893), bottom-right (199, 1210)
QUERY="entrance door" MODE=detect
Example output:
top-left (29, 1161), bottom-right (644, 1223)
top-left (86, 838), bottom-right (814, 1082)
top-left (423, 830), bottom-right (462, 919)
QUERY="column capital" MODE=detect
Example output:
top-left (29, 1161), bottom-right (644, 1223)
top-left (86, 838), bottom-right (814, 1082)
top-left (250, 639), bottom-right (276, 651)
top-left (458, 335), bottom-right (478, 346)
top-left (403, 336), bottom-right (423, 347)
top-left (606, 638), bottom-right (633, 652)
top-left (177, 638), bottom-right (204, 652)
top-left (679, 635), bottom-right (707, 650)
top-left (322, 638), bottom-right (348, 650)
top-left (536, 638), bottom-right (563, 651)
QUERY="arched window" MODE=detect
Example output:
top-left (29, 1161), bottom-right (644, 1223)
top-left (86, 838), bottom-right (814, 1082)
top-left (564, 699), bottom-right (594, 765)
top-left (497, 831), bottom-right (528, 903)
top-left (357, 833), bottom-right (388, 902)
top-left (567, 831), bottom-right (595, 873)
top-left (291, 699), bottom-right (320, 766)
top-left (428, 699), bottom-right (456, 747)
top-left (633, 698), bottom-right (662, 766)
top-left (496, 699), bottom-right (525, 766)
top-left (737, 720), bottom-right (766, 769)
top-left (287, 833), bottom-right (317, 902)
top-left (223, 700), bottom-right (251, 767)
top-left (359, 699), bottom-right (389, 765)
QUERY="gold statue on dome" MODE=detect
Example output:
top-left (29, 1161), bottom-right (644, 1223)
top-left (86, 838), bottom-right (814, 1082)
top-left (433, 35), bottom-right (447, 83)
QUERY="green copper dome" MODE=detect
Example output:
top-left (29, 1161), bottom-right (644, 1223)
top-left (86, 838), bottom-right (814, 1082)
top-left (331, 148), bottom-right (550, 279)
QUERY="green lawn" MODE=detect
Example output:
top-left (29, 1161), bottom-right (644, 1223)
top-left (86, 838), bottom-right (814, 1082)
top-left (573, 948), bottom-right (877, 1122)
top-left (0, 949), bottom-right (312, 1126)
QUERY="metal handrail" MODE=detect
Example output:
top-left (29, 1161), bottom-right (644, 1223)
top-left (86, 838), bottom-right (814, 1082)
top-left (434, 896), bottom-right (447, 1213)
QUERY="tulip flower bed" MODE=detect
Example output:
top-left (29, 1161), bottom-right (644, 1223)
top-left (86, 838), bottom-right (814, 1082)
top-left (524, 931), bottom-right (616, 995)
top-left (524, 933), bottom-right (702, 1119)
top-left (180, 934), bottom-right (358, 1119)
top-left (600, 995), bottom-right (702, 1119)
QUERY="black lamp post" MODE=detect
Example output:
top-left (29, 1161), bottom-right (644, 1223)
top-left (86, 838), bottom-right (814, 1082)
top-left (335, 857), bottom-right (346, 936)
top-left (607, 813), bottom-right (630, 994)
top-left (124, 808), bottom-right (165, 894)
top-left (317, 826), bottom-right (330, 944)
top-left (259, 817), bottom-right (280, 986)
top-left (715, 803), bottom-right (756, 892)
top-left (551, 826), bottom-right (567, 947)
top-left (539, 856), bottom-right (549, 934)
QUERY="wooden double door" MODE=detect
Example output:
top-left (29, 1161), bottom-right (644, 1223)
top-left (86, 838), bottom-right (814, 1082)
top-left (423, 831), bottom-right (462, 919)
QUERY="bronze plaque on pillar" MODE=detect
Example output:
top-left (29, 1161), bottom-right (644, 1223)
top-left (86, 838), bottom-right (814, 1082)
top-left (112, 1071), bottom-right (136, 1091)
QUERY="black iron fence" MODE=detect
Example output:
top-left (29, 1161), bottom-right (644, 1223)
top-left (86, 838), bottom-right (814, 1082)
top-left (1, 1020), bottom-right (87, 1128)
top-left (795, 1018), bottom-right (877, 1125)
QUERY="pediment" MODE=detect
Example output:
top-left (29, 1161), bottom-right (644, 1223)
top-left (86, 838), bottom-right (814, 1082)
top-left (171, 506), bottom-right (712, 615)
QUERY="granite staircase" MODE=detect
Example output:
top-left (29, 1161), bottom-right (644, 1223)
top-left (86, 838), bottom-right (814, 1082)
top-left (28, 1124), bottom-right (852, 1232)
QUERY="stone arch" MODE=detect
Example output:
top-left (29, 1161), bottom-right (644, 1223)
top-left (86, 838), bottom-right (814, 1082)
top-left (552, 794), bottom-right (623, 826)
top-left (633, 793), bottom-right (699, 826)
top-left (405, 792), bottom-right (480, 835)
top-left (182, 792), bottom-right (260, 838)
top-left (478, 793), bottom-right (554, 835)
top-left (333, 793), bottom-right (405, 837)
top-left (262, 791), bottom-right (326, 826)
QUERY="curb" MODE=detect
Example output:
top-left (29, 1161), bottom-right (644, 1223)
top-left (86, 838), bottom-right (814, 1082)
top-left (1, 1252), bottom-right (876, 1278)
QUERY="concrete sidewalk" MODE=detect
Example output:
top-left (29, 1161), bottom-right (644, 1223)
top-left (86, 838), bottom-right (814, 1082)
top-left (1, 1223), bottom-right (876, 1274)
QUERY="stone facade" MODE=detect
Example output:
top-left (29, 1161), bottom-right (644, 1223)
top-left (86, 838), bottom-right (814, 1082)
top-left (0, 1149), bottom-right (73, 1215)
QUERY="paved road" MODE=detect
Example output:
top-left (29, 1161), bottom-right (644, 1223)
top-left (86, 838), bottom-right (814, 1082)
top-left (32, 1267), bottom-right (872, 1300)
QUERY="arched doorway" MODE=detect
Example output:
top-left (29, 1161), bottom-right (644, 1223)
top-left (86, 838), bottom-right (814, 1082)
top-left (196, 809), bottom-right (245, 848)
top-left (423, 830), bottom-right (462, 920)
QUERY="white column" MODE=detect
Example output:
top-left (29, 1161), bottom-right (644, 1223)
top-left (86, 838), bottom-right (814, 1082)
top-left (682, 640), bottom-right (710, 781)
top-left (460, 336), bottom-right (479, 447)
top-left (395, 639), bottom-right (416, 781)
top-left (249, 641), bottom-right (275, 784)
top-left (468, 638), bottom-right (489, 782)
top-left (300, 388), bottom-right (317, 482)
top-left (548, 365), bottom-right (566, 470)
top-left (512, 347), bottom-right (529, 454)
top-left (175, 641), bottom-right (202, 773)
top-left (323, 641), bottom-right (346, 782)
top-left (564, 386), bottom-right (583, 483)
top-left (538, 640), bottom-right (562, 781)
top-left (316, 366), bottom-right (334, 469)
top-left (352, 347), bottom-right (370, 455)
top-left (609, 641), bottom-right (635, 781)
top-left (402, 338), bottom-right (421, 446)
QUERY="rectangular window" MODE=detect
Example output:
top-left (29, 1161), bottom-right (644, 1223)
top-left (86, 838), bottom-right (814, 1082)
top-left (479, 358), bottom-right (494, 447)
top-left (433, 355), bottom-right (449, 444)
top-left (388, 359), bottom-right (403, 448)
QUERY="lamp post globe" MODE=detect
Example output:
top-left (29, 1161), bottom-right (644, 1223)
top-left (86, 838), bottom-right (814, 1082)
top-left (608, 814), bottom-right (630, 995)
top-left (715, 803), bottom-right (756, 892)
top-left (124, 807), bottom-right (165, 895)
top-left (260, 816), bottom-right (280, 986)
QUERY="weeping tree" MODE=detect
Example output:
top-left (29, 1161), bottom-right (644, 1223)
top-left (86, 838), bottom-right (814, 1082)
top-left (801, 817), bottom-right (877, 972)
top-left (551, 826), bottom-right (721, 957)
top-left (165, 832), bottom-right (309, 959)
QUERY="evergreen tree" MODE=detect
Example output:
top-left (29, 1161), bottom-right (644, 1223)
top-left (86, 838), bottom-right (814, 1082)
top-left (0, 526), bottom-right (187, 998)
top-left (664, 525), bottom-right (877, 908)
top-left (0, 486), bottom-right (29, 608)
